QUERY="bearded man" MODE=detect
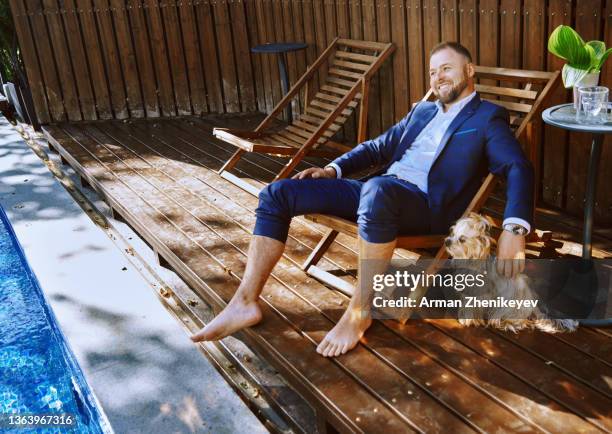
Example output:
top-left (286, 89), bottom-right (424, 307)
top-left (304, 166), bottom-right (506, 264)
top-left (191, 42), bottom-right (533, 357)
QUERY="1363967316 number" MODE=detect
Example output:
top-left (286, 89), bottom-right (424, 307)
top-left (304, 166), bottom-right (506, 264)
top-left (0, 413), bottom-right (76, 428)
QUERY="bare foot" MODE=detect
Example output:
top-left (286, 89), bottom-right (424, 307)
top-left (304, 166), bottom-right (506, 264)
top-left (316, 310), bottom-right (372, 357)
top-left (190, 299), bottom-right (262, 342)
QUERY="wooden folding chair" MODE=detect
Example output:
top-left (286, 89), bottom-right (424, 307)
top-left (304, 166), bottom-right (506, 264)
top-left (213, 38), bottom-right (395, 196)
top-left (301, 65), bottom-right (561, 294)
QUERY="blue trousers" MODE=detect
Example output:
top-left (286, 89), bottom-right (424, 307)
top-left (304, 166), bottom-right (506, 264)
top-left (254, 176), bottom-right (431, 244)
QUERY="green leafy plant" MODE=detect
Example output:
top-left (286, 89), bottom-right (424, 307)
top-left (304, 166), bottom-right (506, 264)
top-left (548, 25), bottom-right (612, 88)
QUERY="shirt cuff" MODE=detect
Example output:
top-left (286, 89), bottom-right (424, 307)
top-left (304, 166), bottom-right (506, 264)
top-left (325, 163), bottom-right (342, 179)
top-left (502, 217), bottom-right (531, 235)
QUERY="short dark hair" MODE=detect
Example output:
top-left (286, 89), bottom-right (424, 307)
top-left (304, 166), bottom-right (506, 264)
top-left (430, 42), bottom-right (472, 63)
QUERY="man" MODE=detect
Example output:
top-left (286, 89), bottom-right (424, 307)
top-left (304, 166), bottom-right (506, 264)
top-left (191, 42), bottom-right (533, 357)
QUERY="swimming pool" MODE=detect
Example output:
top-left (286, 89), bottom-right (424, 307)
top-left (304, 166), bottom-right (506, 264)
top-left (0, 204), bottom-right (111, 433)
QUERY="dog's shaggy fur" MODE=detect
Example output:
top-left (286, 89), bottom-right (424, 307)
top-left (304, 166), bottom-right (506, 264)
top-left (445, 213), bottom-right (577, 333)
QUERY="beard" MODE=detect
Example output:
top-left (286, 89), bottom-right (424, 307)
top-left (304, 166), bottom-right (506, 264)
top-left (433, 69), bottom-right (469, 104)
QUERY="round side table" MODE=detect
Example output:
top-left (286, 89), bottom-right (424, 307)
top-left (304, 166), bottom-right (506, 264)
top-left (542, 103), bottom-right (612, 260)
top-left (251, 42), bottom-right (308, 122)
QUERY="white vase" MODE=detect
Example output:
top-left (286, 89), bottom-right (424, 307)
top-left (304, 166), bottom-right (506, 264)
top-left (573, 71), bottom-right (600, 110)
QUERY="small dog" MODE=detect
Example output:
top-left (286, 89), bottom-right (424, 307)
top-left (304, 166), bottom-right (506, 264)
top-left (444, 213), bottom-right (577, 333)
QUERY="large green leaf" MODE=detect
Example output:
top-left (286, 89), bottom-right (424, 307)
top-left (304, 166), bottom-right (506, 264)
top-left (548, 25), bottom-right (591, 68)
top-left (597, 47), bottom-right (612, 71)
top-left (562, 64), bottom-right (589, 88)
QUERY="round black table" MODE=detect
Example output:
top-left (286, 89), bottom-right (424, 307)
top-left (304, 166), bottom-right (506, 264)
top-left (251, 42), bottom-right (308, 121)
top-left (542, 103), bottom-right (612, 260)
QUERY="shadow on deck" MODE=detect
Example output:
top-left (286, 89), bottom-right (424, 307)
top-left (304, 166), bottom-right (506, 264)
top-left (42, 114), bottom-right (611, 433)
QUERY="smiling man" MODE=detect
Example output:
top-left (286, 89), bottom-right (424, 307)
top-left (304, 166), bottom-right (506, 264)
top-left (191, 42), bottom-right (533, 357)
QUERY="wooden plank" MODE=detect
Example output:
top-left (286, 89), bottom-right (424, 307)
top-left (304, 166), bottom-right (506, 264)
top-left (332, 58), bottom-right (371, 72)
top-left (407, 0), bottom-right (426, 104)
top-left (475, 84), bottom-right (538, 100)
top-left (441, 0), bottom-right (459, 42)
top-left (499, 0), bottom-right (522, 96)
top-left (390, 0), bottom-right (409, 121)
top-left (230, 0), bottom-right (256, 113)
top-left (8, 0), bottom-right (51, 123)
top-left (376, 0), bottom-right (394, 130)
top-left (144, 0), bottom-right (176, 116)
top-left (126, 0), bottom-right (160, 118)
top-left (245, 0), bottom-right (266, 113)
top-left (422, 0), bottom-right (441, 86)
top-left (458, 0), bottom-right (478, 63)
top-left (566, 0), bottom-right (603, 217)
top-left (301, 0), bottom-right (319, 100)
top-left (109, 0), bottom-right (144, 118)
top-left (361, 0), bottom-right (381, 137)
top-left (477, 0), bottom-right (499, 89)
top-left (93, 0), bottom-right (128, 119)
top-left (178, 0), bottom-right (208, 115)
top-left (161, 0), bottom-right (191, 115)
top-left (195, 0), bottom-right (224, 113)
top-left (60, 0), bottom-right (97, 120)
top-left (312, 0), bottom-right (328, 87)
top-left (481, 98), bottom-right (532, 114)
top-left (24, 0), bottom-right (66, 122)
top-left (41, 0), bottom-right (81, 121)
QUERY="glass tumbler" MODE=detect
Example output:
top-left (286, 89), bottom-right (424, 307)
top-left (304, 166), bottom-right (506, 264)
top-left (577, 86), bottom-right (609, 124)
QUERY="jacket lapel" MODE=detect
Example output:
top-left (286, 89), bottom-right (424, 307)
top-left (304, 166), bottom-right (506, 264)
top-left (430, 94), bottom-right (481, 166)
top-left (392, 104), bottom-right (438, 161)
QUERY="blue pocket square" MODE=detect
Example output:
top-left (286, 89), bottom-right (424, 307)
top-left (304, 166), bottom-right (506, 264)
top-left (454, 128), bottom-right (477, 136)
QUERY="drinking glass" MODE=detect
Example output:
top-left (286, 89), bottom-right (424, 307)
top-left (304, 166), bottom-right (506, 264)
top-left (576, 86), bottom-right (609, 124)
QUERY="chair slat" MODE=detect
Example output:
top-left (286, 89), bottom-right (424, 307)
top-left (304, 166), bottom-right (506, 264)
top-left (326, 76), bottom-right (356, 88)
top-left (482, 98), bottom-right (532, 114)
top-left (334, 50), bottom-right (378, 64)
top-left (309, 100), bottom-right (354, 117)
top-left (475, 84), bottom-right (537, 100)
top-left (329, 67), bottom-right (363, 81)
top-left (332, 59), bottom-right (370, 72)
top-left (337, 38), bottom-right (391, 51)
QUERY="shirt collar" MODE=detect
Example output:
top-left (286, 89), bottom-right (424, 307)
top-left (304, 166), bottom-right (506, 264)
top-left (435, 90), bottom-right (477, 114)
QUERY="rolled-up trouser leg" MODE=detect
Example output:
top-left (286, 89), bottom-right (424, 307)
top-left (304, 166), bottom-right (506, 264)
top-left (357, 176), bottom-right (431, 243)
top-left (254, 178), bottom-right (363, 243)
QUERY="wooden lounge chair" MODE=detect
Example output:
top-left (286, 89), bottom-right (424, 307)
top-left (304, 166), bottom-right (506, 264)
top-left (301, 65), bottom-right (561, 293)
top-left (213, 38), bottom-right (395, 196)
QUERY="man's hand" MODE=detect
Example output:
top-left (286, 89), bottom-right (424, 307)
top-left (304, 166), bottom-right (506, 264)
top-left (292, 166), bottom-right (337, 180)
top-left (496, 230), bottom-right (526, 279)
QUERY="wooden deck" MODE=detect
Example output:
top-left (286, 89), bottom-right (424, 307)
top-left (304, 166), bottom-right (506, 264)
top-left (43, 115), bottom-right (611, 433)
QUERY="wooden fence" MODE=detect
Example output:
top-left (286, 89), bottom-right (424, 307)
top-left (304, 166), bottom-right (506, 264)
top-left (9, 0), bottom-right (612, 224)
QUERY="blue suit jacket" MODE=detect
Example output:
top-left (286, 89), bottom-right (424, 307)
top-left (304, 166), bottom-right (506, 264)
top-left (331, 94), bottom-right (534, 233)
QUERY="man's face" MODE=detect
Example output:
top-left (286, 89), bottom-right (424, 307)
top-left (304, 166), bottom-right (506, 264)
top-left (429, 48), bottom-right (473, 104)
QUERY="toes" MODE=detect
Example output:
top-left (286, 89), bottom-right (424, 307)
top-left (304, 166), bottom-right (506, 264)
top-left (333, 344), bottom-right (344, 357)
top-left (190, 328), bottom-right (209, 343)
top-left (316, 338), bottom-right (330, 355)
top-left (324, 343), bottom-right (337, 358)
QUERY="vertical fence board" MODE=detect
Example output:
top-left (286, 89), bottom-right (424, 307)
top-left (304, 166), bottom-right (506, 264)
top-left (196, 0), bottom-right (223, 113)
top-left (178, 1), bottom-right (207, 115)
top-left (163, 1), bottom-right (192, 115)
top-left (312, 0), bottom-right (328, 88)
top-left (93, 0), bottom-right (128, 119)
top-left (78, 0), bottom-right (113, 119)
top-left (478, 0), bottom-right (498, 89)
top-left (542, 0), bottom-right (571, 208)
top-left (60, 0), bottom-right (97, 120)
top-left (25, 0), bottom-right (66, 121)
top-left (362, 0), bottom-right (382, 136)
top-left (567, 0), bottom-right (604, 216)
top-left (458, 0), bottom-right (477, 62)
top-left (110, 0), bottom-right (144, 118)
top-left (245, 0), bottom-right (266, 112)
top-left (229, 0), bottom-right (256, 112)
top-left (302, 0), bottom-right (318, 100)
top-left (126, 0), bottom-right (160, 118)
top-left (407, 0), bottom-right (425, 104)
top-left (9, 0), bottom-right (51, 123)
top-left (377, 0), bottom-right (394, 130)
top-left (440, 0), bottom-right (458, 42)
top-left (42, 0), bottom-right (81, 121)
top-left (391, 0), bottom-right (408, 121)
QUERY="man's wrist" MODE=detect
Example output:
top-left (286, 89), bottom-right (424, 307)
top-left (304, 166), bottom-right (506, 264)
top-left (324, 166), bottom-right (337, 178)
top-left (325, 163), bottom-right (342, 179)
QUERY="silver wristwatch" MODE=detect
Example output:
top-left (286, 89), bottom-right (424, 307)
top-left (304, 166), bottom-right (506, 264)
top-left (503, 223), bottom-right (528, 236)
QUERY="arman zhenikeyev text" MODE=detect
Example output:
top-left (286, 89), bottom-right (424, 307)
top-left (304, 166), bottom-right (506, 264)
top-left (372, 296), bottom-right (539, 309)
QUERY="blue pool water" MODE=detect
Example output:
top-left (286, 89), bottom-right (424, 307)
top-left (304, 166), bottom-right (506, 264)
top-left (0, 205), bottom-right (110, 433)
